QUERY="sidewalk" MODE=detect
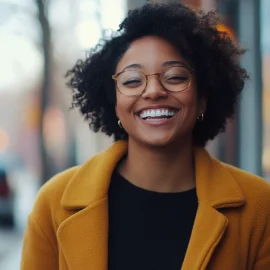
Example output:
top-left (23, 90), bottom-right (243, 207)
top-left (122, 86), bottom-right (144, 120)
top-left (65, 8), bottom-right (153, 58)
top-left (0, 239), bottom-right (22, 270)
top-left (0, 241), bottom-right (22, 270)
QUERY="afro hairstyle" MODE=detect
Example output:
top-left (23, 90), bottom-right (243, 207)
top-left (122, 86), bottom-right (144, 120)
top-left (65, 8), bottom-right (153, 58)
top-left (66, 2), bottom-right (248, 146)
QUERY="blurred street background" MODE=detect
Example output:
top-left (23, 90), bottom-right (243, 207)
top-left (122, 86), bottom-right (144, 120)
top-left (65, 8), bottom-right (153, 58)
top-left (0, 0), bottom-right (269, 269)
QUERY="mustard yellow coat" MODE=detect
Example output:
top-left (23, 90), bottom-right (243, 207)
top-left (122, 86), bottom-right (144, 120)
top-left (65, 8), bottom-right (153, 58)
top-left (21, 141), bottom-right (270, 270)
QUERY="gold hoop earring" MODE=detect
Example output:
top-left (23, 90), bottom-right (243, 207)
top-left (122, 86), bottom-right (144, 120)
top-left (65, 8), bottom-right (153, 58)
top-left (118, 120), bottom-right (123, 128)
top-left (197, 113), bottom-right (204, 121)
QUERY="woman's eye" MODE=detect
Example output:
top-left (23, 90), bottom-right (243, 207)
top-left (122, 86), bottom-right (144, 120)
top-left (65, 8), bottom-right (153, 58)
top-left (166, 76), bottom-right (188, 83)
top-left (123, 79), bottom-right (142, 87)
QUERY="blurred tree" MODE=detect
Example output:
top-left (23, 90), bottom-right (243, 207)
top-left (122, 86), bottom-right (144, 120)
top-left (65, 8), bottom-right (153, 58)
top-left (36, 0), bottom-right (56, 184)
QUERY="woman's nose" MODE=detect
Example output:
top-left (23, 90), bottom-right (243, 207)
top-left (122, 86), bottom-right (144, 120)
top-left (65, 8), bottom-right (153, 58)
top-left (141, 76), bottom-right (168, 100)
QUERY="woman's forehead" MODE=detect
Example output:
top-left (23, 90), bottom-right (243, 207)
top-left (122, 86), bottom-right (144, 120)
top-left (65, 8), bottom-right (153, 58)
top-left (116, 36), bottom-right (189, 72)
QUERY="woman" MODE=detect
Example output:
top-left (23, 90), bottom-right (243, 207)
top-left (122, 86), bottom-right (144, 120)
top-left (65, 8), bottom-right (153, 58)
top-left (21, 2), bottom-right (270, 270)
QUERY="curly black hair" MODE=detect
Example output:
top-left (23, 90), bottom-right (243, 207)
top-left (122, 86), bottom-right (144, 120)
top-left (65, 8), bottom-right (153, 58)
top-left (66, 2), bottom-right (248, 146)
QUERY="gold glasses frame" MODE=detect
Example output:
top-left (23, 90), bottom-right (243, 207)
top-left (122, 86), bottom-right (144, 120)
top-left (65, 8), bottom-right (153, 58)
top-left (112, 65), bottom-right (194, 97)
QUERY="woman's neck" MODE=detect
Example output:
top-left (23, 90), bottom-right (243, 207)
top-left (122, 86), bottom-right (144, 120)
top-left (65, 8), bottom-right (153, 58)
top-left (118, 138), bottom-right (196, 193)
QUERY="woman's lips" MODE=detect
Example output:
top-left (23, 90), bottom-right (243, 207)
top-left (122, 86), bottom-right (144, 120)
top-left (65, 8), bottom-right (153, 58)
top-left (136, 110), bottom-right (179, 126)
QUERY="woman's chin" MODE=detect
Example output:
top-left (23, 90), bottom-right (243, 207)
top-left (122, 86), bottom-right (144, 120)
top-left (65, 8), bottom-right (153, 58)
top-left (135, 132), bottom-right (180, 148)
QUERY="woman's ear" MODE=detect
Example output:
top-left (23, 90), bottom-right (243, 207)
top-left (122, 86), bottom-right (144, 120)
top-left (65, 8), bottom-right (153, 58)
top-left (199, 98), bottom-right (207, 115)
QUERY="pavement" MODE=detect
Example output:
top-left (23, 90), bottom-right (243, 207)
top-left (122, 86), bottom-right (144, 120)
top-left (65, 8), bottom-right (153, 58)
top-left (0, 227), bottom-right (22, 270)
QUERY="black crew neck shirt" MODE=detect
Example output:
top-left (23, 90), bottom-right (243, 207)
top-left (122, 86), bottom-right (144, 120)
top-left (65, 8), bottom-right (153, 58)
top-left (108, 171), bottom-right (198, 270)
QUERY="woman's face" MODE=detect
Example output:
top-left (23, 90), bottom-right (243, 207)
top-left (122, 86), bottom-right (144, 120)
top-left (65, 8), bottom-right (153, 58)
top-left (115, 36), bottom-right (205, 147)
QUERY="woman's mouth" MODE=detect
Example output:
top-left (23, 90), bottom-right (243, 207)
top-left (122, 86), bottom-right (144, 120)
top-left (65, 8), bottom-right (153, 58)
top-left (137, 108), bottom-right (179, 124)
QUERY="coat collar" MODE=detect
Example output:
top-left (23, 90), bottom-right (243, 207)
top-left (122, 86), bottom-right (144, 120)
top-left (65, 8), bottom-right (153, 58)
top-left (58, 140), bottom-right (246, 270)
top-left (61, 140), bottom-right (245, 209)
top-left (61, 140), bottom-right (127, 208)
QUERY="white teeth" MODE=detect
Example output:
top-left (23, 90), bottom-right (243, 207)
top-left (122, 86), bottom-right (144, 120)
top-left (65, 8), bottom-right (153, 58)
top-left (139, 108), bottom-right (176, 119)
top-left (142, 111), bottom-right (147, 118)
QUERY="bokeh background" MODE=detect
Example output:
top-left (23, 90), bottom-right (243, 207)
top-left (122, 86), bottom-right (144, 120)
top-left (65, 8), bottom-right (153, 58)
top-left (0, 0), bottom-right (269, 268)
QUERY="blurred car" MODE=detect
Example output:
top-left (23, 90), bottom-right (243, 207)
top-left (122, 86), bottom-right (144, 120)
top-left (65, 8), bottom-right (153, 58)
top-left (0, 168), bottom-right (14, 226)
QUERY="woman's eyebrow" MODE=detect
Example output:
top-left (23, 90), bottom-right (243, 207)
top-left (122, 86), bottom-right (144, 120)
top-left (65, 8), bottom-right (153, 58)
top-left (162, 61), bottom-right (186, 67)
top-left (121, 61), bottom-right (186, 72)
top-left (123, 63), bottom-right (144, 71)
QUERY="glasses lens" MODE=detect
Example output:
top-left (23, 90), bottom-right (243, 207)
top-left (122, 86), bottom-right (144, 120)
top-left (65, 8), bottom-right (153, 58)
top-left (117, 70), bottom-right (146, 96)
top-left (161, 66), bottom-right (191, 92)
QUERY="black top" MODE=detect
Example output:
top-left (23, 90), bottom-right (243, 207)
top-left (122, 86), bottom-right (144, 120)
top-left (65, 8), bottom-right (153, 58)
top-left (108, 171), bottom-right (198, 270)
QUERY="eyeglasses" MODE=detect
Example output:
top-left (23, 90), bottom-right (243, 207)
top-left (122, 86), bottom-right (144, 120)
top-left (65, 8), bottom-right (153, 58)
top-left (112, 65), bottom-right (193, 97)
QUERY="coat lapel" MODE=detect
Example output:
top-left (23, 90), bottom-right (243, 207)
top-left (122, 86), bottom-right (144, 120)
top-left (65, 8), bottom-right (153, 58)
top-left (57, 198), bottom-right (109, 270)
top-left (57, 141), bottom-right (127, 270)
top-left (182, 147), bottom-right (245, 270)
top-left (181, 203), bottom-right (228, 269)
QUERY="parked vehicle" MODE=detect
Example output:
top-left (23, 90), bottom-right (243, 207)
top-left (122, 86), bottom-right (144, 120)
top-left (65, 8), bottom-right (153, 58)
top-left (0, 168), bottom-right (14, 226)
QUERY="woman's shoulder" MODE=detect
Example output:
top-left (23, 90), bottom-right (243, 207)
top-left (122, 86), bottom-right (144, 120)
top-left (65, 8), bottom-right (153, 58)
top-left (29, 166), bottom-right (81, 216)
top-left (38, 166), bottom-right (80, 199)
top-left (30, 141), bottom-right (127, 215)
top-left (222, 162), bottom-right (270, 202)
top-left (32, 153), bottom-right (101, 209)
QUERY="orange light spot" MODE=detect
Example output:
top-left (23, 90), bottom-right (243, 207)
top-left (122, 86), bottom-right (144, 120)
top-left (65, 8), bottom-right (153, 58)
top-left (0, 129), bottom-right (10, 153)
top-left (217, 24), bottom-right (235, 40)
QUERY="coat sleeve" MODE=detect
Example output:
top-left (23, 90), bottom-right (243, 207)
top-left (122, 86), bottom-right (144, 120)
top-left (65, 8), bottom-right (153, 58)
top-left (253, 237), bottom-right (270, 270)
top-left (21, 214), bottom-right (58, 270)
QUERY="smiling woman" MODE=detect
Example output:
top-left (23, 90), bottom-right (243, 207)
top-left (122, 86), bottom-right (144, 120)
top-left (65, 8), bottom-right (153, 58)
top-left (21, 2), bottom-right (270, 270)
